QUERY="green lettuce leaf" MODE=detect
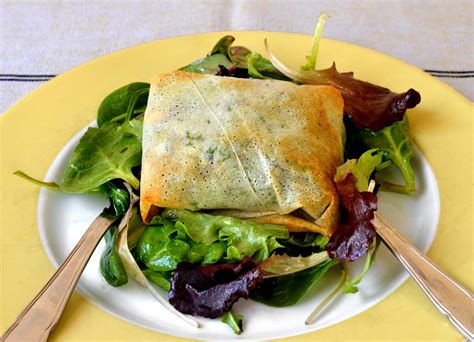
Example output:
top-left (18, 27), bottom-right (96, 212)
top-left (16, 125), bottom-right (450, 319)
top-left (136, 209), bottom-right (289, 273)
top-left (136, 222), bottom-right (190, 271)
top-left (335, 149), bottom-right (389, 192)
top-left (356, 116), bottom-right (416, 194)
top-left (163, 208), bottom-right (289, 261)
top-left (60, 118), bottom-right (142, 192)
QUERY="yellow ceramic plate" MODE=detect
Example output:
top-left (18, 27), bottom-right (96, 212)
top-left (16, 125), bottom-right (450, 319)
top-left (0, 32), bottom-right (472, 340)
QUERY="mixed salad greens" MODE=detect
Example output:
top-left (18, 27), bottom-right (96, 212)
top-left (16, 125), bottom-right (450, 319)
top-left (16, 15), bottom-right (420, 334)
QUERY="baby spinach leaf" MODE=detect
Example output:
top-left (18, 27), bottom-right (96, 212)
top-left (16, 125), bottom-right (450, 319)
top-left (97, 82), bottom-right (149, 127)
top-left (59, 119), bottom-right (142, 193)
top-left (356, 117), bottom-right (416, 194)
top-left (181, 35), bottom-right (251, 74)
top-left (210, 35), bottom-right (235, 58)
top-left (247, 52), bottom-right (290, 81)
top-left (180, 53), bottom-right (234, 75)
top-left (251, 259), bottom-right (338, 307)
top-left (221, 311), bottom-right (244, 335)
top-left (100, 226), bottom-right (128, 287)
top-left (210, 35), bottom-right (251, 68)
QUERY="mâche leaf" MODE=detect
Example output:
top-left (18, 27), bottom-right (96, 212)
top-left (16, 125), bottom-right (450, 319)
top-left (100, 182), bottom-right (130, 217)
top-left (97, 82), bottom-right (149, 127)
top-left (60, 118), bottom-right (142, 193)
top-left (100, 226), bottom-right (128, 287)
top-left (356, 116), bottom-right (416, 194)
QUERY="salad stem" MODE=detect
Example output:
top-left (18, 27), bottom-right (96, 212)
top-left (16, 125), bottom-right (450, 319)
top-left (301, 13), bottom-right (329, 71)
top-left (305, 265), bottom-right (346, 325)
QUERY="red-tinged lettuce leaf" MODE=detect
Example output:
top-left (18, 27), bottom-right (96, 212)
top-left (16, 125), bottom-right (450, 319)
top-left (216, 65), bottom-right (249, 78)
top-left (326, 174), bottom-right (377, 261)
top-left (265, 42), bottom-right (421, 131)
top-left (168, 258), bottom-right (262, 318)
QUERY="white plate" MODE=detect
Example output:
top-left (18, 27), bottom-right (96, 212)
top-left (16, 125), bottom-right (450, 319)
top-left (37, 123), bottom-right (440, 340)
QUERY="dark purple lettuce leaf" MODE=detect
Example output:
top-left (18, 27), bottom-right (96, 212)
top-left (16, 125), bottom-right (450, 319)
top-left (168, 258), bottom-right (262, 318)
top-left (266, 45), bottom-right (421, 131)
top-left (311, 64), bottom-right (421, 131)
top-left (326, 174), bottom-right (377, 261)
top-left (216, 65), bottom-right (249, 78)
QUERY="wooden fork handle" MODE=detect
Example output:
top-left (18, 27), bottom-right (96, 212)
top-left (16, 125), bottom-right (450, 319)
top-left (374, 213), bottom-right (473, 339)
top-left (2, 212), bottom-right (115, 342)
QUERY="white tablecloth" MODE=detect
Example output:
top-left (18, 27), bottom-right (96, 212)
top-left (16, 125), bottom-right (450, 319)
top-left (1, 0), bottom-right (472, 114)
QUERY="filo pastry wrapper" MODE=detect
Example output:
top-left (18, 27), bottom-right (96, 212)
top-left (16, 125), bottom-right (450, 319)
top-left (140, 71), bottom-right (345, 236)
